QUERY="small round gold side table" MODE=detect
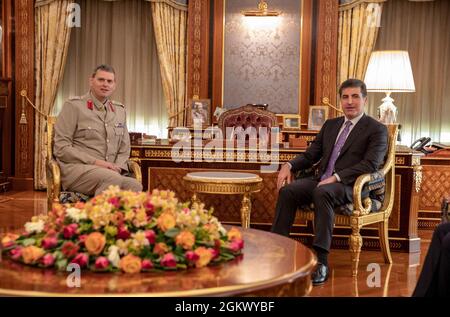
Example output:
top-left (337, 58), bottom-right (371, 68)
top-left (183, 172), bottom-right (263, 228)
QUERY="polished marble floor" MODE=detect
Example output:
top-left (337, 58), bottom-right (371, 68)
top-left (0, 190), bottom-right (432, 297)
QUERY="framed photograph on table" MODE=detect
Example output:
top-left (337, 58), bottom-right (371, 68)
top-left (187, 99), bottom-right (211, 127)
top-left (308, 106), bottom-right (328, 131)
top-left (282, 114), bottom-right (301, 131)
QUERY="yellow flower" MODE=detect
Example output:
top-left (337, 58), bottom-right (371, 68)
top-left (119, 254), bottom-right (142, 273)
top-left (21, 246), bottom-right (45, 264)
top-left (85, 232), bottom-right (106, 255)
top-left (157, 212), bottom-right (176, 232)
top-left (124, 210), bottom-right (135, 222)
top-left (133, 208), bottom-right (148, 227)
top-left (194, 247), bottom-right (213, 268)
top-left (175, 230), bottom-right (196, 250)
top-left (227, 227), bottom-right (242, 241)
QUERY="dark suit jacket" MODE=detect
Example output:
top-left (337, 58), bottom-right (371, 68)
top-left (289, 114), bottom-right (388, 187)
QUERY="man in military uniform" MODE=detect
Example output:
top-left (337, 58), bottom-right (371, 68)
top-left (53, 64), bottom-right (143, 196)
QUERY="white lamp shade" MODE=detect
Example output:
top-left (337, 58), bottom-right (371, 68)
top-left (364, 50), bottom-right (416, 92)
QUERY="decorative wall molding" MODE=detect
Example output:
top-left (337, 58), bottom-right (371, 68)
top-left (13, 0), bottom-right (35, 188)
top-left (187, 0), bottom-right (209, 100)
top-left (314, 0), bottom-right (338, 116)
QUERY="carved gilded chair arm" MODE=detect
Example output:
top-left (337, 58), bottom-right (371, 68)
top-left (46, 159), bottom-right (61, 201)
top-left (128, 160), bottom-right (142, 185)
top-left (352, 173), bottom-right (373, 216)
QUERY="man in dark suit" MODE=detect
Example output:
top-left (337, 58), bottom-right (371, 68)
top-left (271, 78), bottom-right (388, 285)
top-left (412, 221), bottom-right (450, 297)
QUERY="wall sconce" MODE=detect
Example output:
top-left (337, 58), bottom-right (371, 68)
top-left (242, 0), bottom-right (281, 17)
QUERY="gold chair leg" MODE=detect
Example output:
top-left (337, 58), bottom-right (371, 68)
top-left (241, 193), bottom-right (251, 229)
top-left (379, 219), bottom-right (393, 264)
top-left (349, 225), bottom-right (362, 277)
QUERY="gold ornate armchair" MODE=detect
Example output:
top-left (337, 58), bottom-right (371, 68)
top-left (46, 116), bottom-right (142, 210)
top-left (296, 124), bottom-right (398, 276)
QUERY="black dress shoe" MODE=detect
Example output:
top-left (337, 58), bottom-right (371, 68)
top-left (311, 263), bottom-right (329, 285)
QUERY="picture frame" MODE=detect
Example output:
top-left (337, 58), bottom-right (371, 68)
top-left (187, 99), bottom-right (211, 127)
top-left (282, 114), bottom-right (301, 130)
top-left (308, 106), bottom-right (328, 131)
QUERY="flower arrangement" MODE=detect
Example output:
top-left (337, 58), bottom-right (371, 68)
top-left (0, 186), bottom-right (244, 273)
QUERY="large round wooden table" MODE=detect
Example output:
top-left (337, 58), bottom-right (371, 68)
top-left (0, 228), bottom-right (316, 297)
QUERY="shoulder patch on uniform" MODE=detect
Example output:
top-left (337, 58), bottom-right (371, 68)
top-left (111, 100), bottom-right (125, 108)
top-left (69, 96), bottom-right (81, 100)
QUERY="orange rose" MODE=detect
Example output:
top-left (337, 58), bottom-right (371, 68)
top-left (157, 212), bottom-right (176, 232)
top-left (21, 246), bottom-right (45, 264)
top-left (175, 231), bottom-right (195, 250)
top-left (194, 247), bottom-right (214, 268)
top-left (227, 227), bottom-right (242, 241)
top-left (1, 233), bottom-right (19, 248)
top-left (153, 242), bottom-right (169, 256)
top-left (85, 232), bottom-right (106, 255)
top-left (119, 254), bottom-right (142, 273)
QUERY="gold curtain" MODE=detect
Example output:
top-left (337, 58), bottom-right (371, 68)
top-left (338, 0), bottom-right (385, 88)
top-left (150, 1), bottom-right (187, 127)
top-left (35, 0), bottom-right (73, 189)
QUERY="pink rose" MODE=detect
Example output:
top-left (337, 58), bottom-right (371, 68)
top-left (145, 201), bottom-right (154, 215)
top-left (63, 223), bottom-right (78, 239)
top-left (41, 253), bottom-right (55, 267)
top-left (78, 234), bottom-right (87, 246)
top-left (42, 236), bottom-right (58, 249)
top-left (61, 241), bottom-right (79, 258)
top-left (10, 247), bottom-right (22, 261)
top-left (144, 230), bottom-right (156, 244)
top-left (71, 253), bottom-right (89, 268)
top-left (211, 248), bottom-right (219, 259)
top-left (141, 259), bottom-right (154, 270)
top-left (228, 239), bottom-right (244, 252)
top-left (108, 197), bottom-right (121, 208)
top-left (95, 257), bottom-right (110, 270)
top-left (161, 253), bottom-right (177, 268)
top-left (185, 251), bottom-right (199, 263)
top-left (117, 227), bottom-right (130, 240)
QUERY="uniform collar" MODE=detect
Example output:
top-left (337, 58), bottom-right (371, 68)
top-left (89, 91), bottom-right (108, 111)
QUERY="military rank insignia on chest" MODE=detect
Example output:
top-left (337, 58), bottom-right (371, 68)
top-left (87, 100), bottom-right (94, 111)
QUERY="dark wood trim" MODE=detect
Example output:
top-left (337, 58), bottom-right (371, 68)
top-left (300, 0), bottom-right (313, 126)
top-left (10, 177), bottom-right (34, 191)
top-left (187, 0), bottom-right (210, 101)
top-left (14, 0), bottom-right (34, 180)
top-left (1, 0), bottom-right (14, 180)
top-left (211, 0), bottom-right (224, 116)
top-left (314, 0), bottom-right (338, 117)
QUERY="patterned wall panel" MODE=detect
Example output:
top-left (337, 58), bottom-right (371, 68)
top-left (420, 166), bottom-right (450, 209)
top-left (223, 0), bottom-right (301, 114)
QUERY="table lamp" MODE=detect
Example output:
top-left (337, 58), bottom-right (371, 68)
top-left (364, 50), bottom-right (415, 124)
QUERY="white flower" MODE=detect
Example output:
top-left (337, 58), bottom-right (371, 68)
top-left (66, 207), bottom-right (87, 223)
top-left (107, 245), bottom-right (120, 268)
top-left (24, 219), bottom-right (45, 234)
